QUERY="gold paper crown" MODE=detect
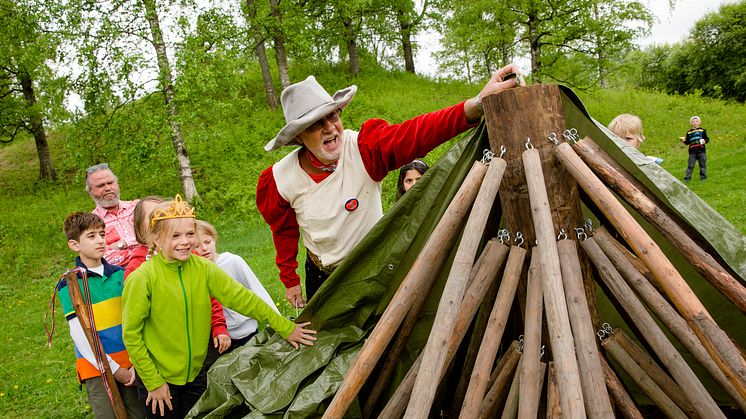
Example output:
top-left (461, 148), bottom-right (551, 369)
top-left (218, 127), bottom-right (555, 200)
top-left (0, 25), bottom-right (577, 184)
top-left (150, 194), bottom-right (195, 228)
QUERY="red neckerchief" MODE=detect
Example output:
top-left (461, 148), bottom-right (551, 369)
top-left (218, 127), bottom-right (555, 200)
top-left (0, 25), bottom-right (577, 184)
top-left (305, 148), bottom-right (337, 172)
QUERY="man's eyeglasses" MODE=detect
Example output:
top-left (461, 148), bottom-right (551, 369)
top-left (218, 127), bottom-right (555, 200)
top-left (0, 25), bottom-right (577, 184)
top-left (306, 109), bottom-right (342, 132)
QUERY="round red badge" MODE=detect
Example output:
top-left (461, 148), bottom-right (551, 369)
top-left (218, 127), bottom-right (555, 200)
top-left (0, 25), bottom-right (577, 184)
top-left (345, 198), bottom-right (359, 212)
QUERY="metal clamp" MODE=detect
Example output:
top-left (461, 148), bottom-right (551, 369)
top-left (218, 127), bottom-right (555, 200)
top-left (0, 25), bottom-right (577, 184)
top-left (597, 322), bottom-right (614, 342)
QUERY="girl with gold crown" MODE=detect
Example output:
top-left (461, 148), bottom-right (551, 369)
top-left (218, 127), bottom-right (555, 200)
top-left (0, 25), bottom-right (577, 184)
top-left (121, 195), bottom-right (317, 417)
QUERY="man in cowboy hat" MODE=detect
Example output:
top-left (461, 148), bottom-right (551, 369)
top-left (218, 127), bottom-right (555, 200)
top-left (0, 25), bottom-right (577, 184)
top-left (257, 64), bottom-right (524, 308)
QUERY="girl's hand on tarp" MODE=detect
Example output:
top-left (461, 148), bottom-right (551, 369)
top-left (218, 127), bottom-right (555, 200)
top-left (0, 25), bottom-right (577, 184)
top-left (287, 321), bottom-right (317, 349)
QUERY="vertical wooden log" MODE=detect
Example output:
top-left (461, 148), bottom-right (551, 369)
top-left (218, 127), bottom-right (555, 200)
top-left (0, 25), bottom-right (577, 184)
top-left (523, 147), bottom-right (586, 418)
top-left (555, 142), bottom-right (746, 400)
top-left (594, 228), bottom-right (746, 412)
top-left (376, 242), bottom-right (512, 419)
top-left (598, 354), bottom-right (644, 419)
top-left (612, 329), bottom-right (700, 418)
top-left (602, 333), bottom-right (688, 419)
top-left (581, 236), bottom-right (726, 419)
top-left (457, 242), bottom-right (530, 418)
top-left (324, 161), bottom-right (488, 418)
top-left (362, 239), bottom-right (496, 417)
top-left (572, 136), bottom-right (746, 314)
top-left (64, 272), bottom-right (127, 419)
top-left (518, 248), bottom-right (544, 419)
top-left (478, 342), bottom-right (523, 419)
top-left (406, 158), bottom-right (506, 419)
top-left (500, 357), bottom-right (523, 419)
top-left (482, 85), bottom-right (602, 330)
top-left (546, 362), bottom-right (562, 419)
top-left (556, 239), bottom-right (614, 419)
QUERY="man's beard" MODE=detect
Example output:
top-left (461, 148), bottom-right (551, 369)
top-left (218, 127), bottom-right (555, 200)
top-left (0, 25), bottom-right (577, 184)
top-left (95, 195), bottom-right (119, 209)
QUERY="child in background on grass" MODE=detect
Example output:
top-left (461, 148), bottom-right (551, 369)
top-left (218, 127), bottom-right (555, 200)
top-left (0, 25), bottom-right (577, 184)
top-left (680, 115), bottom-right (710, 182)
top-left (125, 196), bottom-right (232, 371)
top-left (57, 212), bottom-right (144, 418)
top-left (194, 220), bottom-right (280, 352)
top-left (607, 114), bottom-right (663, 165)
top-left (122, 195), bottom-right (316, 418)
top-left (396, 159), bottom-right (429, 200)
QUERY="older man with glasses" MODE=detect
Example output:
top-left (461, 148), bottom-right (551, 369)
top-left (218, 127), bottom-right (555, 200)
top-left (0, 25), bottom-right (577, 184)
top-left (85, 163), bottom-right (140, 267)
top-left (257, 66), bottom-right (524, 310)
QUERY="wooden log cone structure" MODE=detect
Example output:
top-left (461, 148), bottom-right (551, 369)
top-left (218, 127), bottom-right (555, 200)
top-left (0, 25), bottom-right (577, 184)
top-left (482, 85), bottom-right (602, 328)
top-left (517, 248), bottom-right (544, 419)
top-left (324, 161), bottom-right (489, 418)
top-left (406, 156), bottom-right (507, 418)
top-left (523, 146), bottom-right (586, 418)
top-left (554, 141), bottom-right (746, 400)
top-left (581, 235), bottom-right (726, 419)
top-left (594, 228), bottom-right (746, 412)
top-left (601, 331), bottom-right (689, 419)
top-left (572, 136), bottom-right (746, 314)
top-left (64, 271), bottom-right (127, 419)
top-left (556, 238), bottom-right (614, 419)
top-left (377, 242), bottom-right (512, 419)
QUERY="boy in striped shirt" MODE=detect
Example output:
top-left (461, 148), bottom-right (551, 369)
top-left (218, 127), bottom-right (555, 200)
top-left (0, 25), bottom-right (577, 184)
top-left (58, 212), bottom-right (143, 418)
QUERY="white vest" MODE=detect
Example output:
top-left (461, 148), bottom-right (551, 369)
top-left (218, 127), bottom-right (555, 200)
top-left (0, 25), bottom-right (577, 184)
top-left (273, 130), bottom-right (383, 266)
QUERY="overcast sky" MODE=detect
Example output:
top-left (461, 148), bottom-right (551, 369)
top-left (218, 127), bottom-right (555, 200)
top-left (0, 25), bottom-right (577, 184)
top-left (415, 0), bottom-right (737, 77)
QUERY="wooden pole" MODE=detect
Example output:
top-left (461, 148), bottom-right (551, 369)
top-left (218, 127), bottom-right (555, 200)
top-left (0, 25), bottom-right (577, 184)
top-left (598, 354), bottom-right (643, 419)
top-left (594, 228), bottom-right (746, 412)
top-left (572, 136), bottom-right (746, 314)
top-left (580, 236), bottom-right (726, 419)
top-left (324, 161), bottom-right (488, 418)
top-left (362, 239), bottom-right (496, 417)
top-left (64, 272), bottom-right (127, 419)
top-left (555, 141), bottom-right (746, 400)
top-left (517, 248), bottom-right (544, 419)
top-left (376, 242), bottom-right (512, 419)
top-left (457, 241), bottom-right (530, 419)
top-left (612, 328), bottom-right (700, 418)
top-left (406, 157), bottom-right (506, 419)
top-left (556, 239), bottom-right (614, 419)
top-left (546, 362), bottom-right (562, 419)
top-left (478, 342), bottom-right (523, 419)
top-left (602, 332), bottom-right (688, 419)
top-left (500, 357), bottom-right (523, 419)
top-left (523, 147), bottom-right (586, 418)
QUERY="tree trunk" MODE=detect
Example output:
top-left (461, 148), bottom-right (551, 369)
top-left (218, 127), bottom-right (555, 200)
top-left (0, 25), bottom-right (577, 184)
top-left (269, 0), bottom-right (290, 89)
top-left (142, 0), bottom-right (198, 201)
top-left (19, 72), bottom-right (57, 181)
top-left (246, 0), bottom-right (278, 109)
top-left (397, 9), bottom-right (415, 73)
top-left (527, 8), bottom-right (542, 82)
top-left (342, 17), bottom-right (359, 77)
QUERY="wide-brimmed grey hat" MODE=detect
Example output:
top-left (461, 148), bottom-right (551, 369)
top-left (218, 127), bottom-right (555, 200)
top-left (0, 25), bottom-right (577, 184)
top-left (264, 75), bottom-right (357, 151)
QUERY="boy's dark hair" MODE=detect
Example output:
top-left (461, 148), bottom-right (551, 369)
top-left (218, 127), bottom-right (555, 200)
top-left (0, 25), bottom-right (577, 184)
top-left (64, 212), bottom-right (106, 241)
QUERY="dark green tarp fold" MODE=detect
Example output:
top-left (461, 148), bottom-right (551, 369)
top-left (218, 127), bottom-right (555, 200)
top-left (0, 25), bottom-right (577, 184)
top-left (189, 87), bottom-right (744, 418)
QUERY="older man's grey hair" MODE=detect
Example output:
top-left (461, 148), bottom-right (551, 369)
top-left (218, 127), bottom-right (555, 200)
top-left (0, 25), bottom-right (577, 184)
top-left (85, 163), bottom-right (117, 194)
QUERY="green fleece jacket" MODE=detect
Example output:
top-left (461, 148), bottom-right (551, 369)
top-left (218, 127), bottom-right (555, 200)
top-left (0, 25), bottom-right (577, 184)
top-left (122, 253), bottom-right (295, 391)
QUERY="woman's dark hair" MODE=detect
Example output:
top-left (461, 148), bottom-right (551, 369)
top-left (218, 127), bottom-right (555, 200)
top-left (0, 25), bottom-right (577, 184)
top-left (396, 160), bottom-right (429, 199)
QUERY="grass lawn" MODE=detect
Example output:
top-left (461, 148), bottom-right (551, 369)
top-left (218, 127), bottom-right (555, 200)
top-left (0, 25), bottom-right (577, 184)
top-left (0, 76), bottom-right (744, 417)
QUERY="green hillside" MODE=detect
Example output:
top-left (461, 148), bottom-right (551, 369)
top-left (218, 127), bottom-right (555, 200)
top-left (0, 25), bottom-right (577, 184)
top-left (1, 68), bottom-right (744, 417)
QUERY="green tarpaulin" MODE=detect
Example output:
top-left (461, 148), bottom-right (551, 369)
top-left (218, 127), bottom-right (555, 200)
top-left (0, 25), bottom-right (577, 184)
top-left (188, 86), bottom-right (745, 418)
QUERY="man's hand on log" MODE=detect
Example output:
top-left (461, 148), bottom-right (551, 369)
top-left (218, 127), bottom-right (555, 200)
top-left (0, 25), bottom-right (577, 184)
top-left (464, 63), bottom-right (525, 122)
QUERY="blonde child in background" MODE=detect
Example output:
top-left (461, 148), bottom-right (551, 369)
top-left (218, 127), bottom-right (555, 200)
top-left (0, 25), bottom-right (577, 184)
top-left (194, 220), bottom-right (280, 352)
top-left (608, 113), bottom-right (663, 165)
top-left (122, 195), bottom-right (316, 418)
top-left (124, 195), bottom-right (165, 278)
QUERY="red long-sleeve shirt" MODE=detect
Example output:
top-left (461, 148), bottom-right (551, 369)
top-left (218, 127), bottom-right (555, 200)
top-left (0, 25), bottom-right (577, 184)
top-left (257, 101), bottom-right (476, 288)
